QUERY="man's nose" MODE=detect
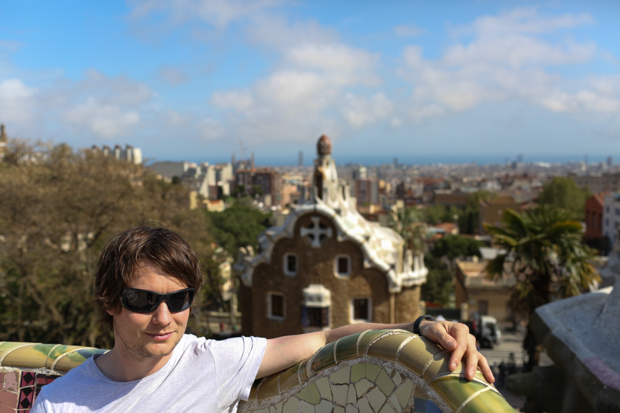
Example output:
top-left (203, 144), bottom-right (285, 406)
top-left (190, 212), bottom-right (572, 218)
top-left (151, 301), bottom-right (172, 325)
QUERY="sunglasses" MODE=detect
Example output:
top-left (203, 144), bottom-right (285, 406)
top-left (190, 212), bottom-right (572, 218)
top-left (120, 287), bottom-right (195, 314)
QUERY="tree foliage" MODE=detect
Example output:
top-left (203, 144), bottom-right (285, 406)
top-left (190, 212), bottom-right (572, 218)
top-left (388, 207), bottom-right (427, 254)
top-left (537, 177), bottom-right (591, 218)
top-left (421, 255), bottom-right (453, 306)
top-left (432, 235), bottom-right (483, 263)
top-left (484, 206), bottom-right (600, 370)
top-left (0, 140), bottom-right (217, 348)
top-left (206, 202), bottom-right (272, 257)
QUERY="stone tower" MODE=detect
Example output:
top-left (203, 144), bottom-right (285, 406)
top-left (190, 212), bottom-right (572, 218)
top-left (0, 124), bottom-right (7, 161)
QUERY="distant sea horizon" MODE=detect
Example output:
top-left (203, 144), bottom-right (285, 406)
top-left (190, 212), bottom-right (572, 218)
top-left (171, 153), bottom-right (618, 167)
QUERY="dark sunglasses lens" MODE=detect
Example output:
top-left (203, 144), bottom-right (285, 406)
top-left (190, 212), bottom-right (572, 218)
top-left (167, 290), bottom-right (193, 312)
top-left (124, 290), bottom-right (159, 312)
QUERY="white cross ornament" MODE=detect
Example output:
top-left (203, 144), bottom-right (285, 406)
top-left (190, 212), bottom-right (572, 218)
top-left (301, 217), bottom-right (332, 248)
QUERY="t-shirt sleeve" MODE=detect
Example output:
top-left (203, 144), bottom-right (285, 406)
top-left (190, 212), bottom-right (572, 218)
top-left (206, 336), bottom-right (266, 411)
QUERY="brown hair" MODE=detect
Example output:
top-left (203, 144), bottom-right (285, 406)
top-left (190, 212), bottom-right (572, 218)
top-left (95, 226), bottom-right (203, 330)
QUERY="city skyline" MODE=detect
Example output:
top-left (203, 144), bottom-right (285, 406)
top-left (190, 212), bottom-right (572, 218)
top-left (1, 1), bottom-right (619, 163)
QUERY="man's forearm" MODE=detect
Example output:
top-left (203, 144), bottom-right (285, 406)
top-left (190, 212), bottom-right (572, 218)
top-left (258, 321), bottom-right (427, 379)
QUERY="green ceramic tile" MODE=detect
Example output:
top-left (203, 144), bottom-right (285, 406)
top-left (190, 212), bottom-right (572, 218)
top-left (257, 374), bottom-right (281, 400)
top-left (346, 404), bottom-right (358, 413)
top-left (376, 369), bottom-right (395, 396)
top-left (332, 384), bottom-right (349, 406)
top-left (316, 400), bottom-right (333, 413)
top-left (297, 383), bottom-right (321, 404)
top-left (351, 363), bottom-right (365, 383)
top-left (330, 365), bottom-right (351, 385)
top-left (392, 372), bottom-right (402, 386)
top-left (357, 330), bottom-right (394, 358)
top-left (357, 397), bottom-right (371, 413)
top-left (397, 337), bottom-right (443, 378)
top-left (298, 359), bottom-right (310, 383)
top-left (423, 351), bottom-right (464, 383)
top-left (311, 342), bottom-right (337, 374)
top-left (394, 379), bottom-right (414, 409)
top-left (389, 393), bottom-right (402, 411)
top-left (335, 333), bottom-right (363, 363)
top-left (335, 406), bottom-right (345, 413)
top-left (365, 333), bottom-right (411, 362)
top-left (316, 377), bottom-right (332, 401)
top-left (354, 378), bottom-right (374, 397)
top-left (367, 387), bottom-right (387, 412)
top-left (283, 398), bottom-right (299, 413)
top-left (300, 400), bottom-right (315, 413)
top-left (279, 363), bottom-right (302, 393)
top-left (379, 401), bottom-right (396, 413)
top-left (459, 386), bottom-right (514, 413)
top-left (347, 384), bottom-right (357, 405)
top-left (54, 348), bottom-right (107, 371)
top-left (366, 364), bottom-right (382, 382)
top-left (430, 376), bottom-right (507, 413)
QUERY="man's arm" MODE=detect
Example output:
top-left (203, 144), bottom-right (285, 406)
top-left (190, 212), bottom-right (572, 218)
top-left (257, 320), bottom-right (494, 383)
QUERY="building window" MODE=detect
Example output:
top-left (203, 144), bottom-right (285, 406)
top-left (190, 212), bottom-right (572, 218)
top-left (283, 253), bottom-right (298, 276)
top-left (303, 307), bottom-right (329, 328)
top-left (268, 293), bottom-right (285, 321)
top-left (335, 255), bottom-right (351, 277)
top-left (302, 284), bottom-right (331, 332)
top-left (351, 298), bottom-right (371, 323)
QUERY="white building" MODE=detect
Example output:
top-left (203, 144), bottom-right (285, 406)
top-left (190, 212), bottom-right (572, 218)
top-left (603, 193), bottom-right (620, 245)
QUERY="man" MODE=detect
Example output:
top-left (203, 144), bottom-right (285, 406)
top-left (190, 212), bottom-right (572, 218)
top-left (33, 226), bottom-right (493, 412)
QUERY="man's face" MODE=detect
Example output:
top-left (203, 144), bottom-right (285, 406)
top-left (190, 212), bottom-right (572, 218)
top-left (108, 261), bottom-right (190, 361)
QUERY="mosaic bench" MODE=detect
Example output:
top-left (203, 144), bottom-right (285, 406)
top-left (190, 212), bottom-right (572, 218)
top-left (0, 330), bottom-right (514, 413)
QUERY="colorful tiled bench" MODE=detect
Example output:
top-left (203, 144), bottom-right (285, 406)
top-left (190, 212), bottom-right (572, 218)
top-left (239, 330), bottom-right (515, 413)
top-left (0, 331), bottom-right (514, 412)
top-left (0, 342), bottom-right (106, 412)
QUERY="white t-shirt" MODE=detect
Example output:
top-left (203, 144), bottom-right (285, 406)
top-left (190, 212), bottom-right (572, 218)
top-left (31, 334), bottom-right (267, 413)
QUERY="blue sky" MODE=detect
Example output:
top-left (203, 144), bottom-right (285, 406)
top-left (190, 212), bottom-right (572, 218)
top-left (1, 0), bottom-right (619, 165)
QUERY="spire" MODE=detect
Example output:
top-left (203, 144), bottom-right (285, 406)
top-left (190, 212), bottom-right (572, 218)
top-left (0, 124), bottom-right (6, 141)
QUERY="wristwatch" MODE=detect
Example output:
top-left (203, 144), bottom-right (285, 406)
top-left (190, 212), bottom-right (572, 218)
top-left (413, 315), bottom-right (436, 335)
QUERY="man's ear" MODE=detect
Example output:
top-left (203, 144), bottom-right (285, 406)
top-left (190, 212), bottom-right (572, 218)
top-left (106, 303), bottom-right (121, 317)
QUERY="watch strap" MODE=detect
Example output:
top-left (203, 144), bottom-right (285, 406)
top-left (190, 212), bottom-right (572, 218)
top-left (413, 315), bottom-right (436, 335)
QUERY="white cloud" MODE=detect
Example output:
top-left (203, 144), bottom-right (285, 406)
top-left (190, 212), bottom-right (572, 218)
top-left (64, 98), bottom-right (141, 138)
top-left (127, 0), bottom-right (286, 28)
top-left (245, 15), bottom-right (339, 49)
top-left (342, 93), bottom-right (393, 128)
top-left (398, 8), bottom-right (618, 119)
top-left (394, 24), bottom-right (424, 37)
top-left (451, 8), bottom-right (594, 37)
top-left (0, 79), bottom-right (38, 123)
top-left (157, 66), bottom-right (189, 86)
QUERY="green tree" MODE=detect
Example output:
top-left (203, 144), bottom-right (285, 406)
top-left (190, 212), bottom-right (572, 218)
top-left (206, 204), bottom-right (271, 256)
top-left (484, 206), bottom-right (600, 371)
top-left (538, 176), bottom-right (591, 218)
top-left (0, 140), bottom-right (216, 348)
top-left (421, 255), bottom-right (453, 306)
top-left (388, 207), bottom-right (427, 254)
top-left (432, 235), bottom-right (483, 268)
top-left (422, 205), bottom-right (460, 226)
top-left (459, 191), bottom-right (496, 234)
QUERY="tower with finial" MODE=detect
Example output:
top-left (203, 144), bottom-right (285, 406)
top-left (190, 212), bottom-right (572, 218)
top-left (313, 134), bottom-right (339, 203)
top-left (0, 124), bottom-right (8, 161)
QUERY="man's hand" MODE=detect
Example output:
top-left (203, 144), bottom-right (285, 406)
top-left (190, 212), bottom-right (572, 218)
top-left (417, 319), bottom-right (494, 383)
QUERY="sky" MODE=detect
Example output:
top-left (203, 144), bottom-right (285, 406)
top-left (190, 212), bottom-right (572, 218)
top-left (1, 0), bottom-right (620, 165)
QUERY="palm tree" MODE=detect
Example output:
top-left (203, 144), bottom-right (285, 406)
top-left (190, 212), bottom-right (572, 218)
top-left (388, 206), bottom-right (427, 254)
top-left (484, 205), bottom-right (600, 371)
